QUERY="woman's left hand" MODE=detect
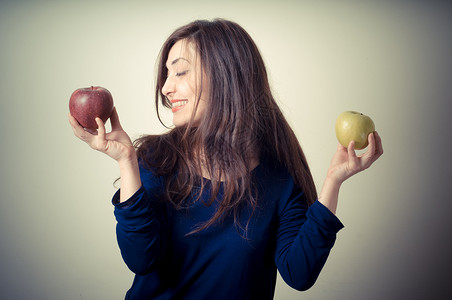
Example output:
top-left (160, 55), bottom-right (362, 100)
top-left (327, 131), bottom-right (383, 185)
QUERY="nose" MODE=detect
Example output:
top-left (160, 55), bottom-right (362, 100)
top-left (161, 76), bottom-right (175, 98)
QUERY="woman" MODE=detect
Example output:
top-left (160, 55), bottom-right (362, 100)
top-left (69, 19), bottom-right (383, 300)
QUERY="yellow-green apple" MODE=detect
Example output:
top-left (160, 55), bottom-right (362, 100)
top-left (69, 86), bottom-right (114, 129)
top-left (335, 111), bottom-right (375, 150)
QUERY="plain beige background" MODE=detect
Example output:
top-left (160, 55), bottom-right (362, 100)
top-left (1, 0), bottom-right (451, 299)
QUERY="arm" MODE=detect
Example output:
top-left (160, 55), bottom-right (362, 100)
top-left (275, 184), bottom-right (343, 291)
top-left (275, 132), bottom-right (382, 290)
top-left (70, 108), bottom-right (165, 273)
top-left (113, 182), bottom-right (168, 275)
top-left (318, 131), bottom-right (384, 214)
top-left (69, 107), bottom-right (141, 201)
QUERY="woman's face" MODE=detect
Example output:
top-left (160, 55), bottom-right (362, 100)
top-left (161, 39), bottom-right (208, 127)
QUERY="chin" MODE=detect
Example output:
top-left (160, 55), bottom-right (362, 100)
top-left (172, 116), bottom-right (203, 128)
top-left (172, 118), bottom-right (188, 128)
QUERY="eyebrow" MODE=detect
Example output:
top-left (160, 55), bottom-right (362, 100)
top-left (170, 57), bottom-right (190, 66)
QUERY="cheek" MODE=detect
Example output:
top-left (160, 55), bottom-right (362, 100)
top-left (195, 99), bottom-right (209, 119)
top-left (189, 72), bottom-right (205, 98)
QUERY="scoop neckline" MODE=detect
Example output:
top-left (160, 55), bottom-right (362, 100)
top-left (201, 162), bottom-right (262, 182)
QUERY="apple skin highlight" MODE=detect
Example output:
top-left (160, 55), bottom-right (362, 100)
top-left (335, 111), bottom-right (375, 150)
top-left (69, 86), bottom-right (114, 129)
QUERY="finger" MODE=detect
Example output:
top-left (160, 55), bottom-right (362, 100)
top-left (84, 128), bottom-right (98, 135)
top-left (374, 131), bottom-right (384, 157)
top-left (69, 114), bottom-right (97, 144)
top-left (96, 117), bottom-right (106, 141)
top-left (109, 107), bottom-right (123, 131)
top-left (337, 142), bottom-right (346, 151)
top-left (336, 143), bottom-right (347, 156)
top-left (360, 132), bottom-right (377, 167)
top-left (69, 113), bottom-right (87, 137)
top-left (68, 113), bottom-right (79, 129)
top-left (366, 132), bottom-right (376, 156)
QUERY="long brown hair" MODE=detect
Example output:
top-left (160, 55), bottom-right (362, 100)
top-left (135, 19), bottom-right (317, 234)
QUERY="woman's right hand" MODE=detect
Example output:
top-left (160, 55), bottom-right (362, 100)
top-left (69, 107), bottom-right (135, 163)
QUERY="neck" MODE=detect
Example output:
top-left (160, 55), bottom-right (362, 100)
top-left (197, 152), bottom-right (260, 181)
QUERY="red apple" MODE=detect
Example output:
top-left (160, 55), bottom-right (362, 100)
top-left (69, 86), bottom-right (114, 129)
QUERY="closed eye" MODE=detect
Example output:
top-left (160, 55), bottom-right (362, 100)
top-left (175, 70), bottom-right (189, 77)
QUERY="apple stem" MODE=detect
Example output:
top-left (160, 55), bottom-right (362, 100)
top-left (91, 86), bottom-right (94, 90)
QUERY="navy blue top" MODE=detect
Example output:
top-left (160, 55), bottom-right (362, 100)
top-left (112, 160), bottom-right (344, 300)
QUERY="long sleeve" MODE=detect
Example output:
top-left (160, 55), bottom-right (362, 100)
top-left (274, 180), bottom-right (344, 291)
top-left (113, 160), bottom-right (344, 299)
top-left (112, 168), bottom-right (169, 275)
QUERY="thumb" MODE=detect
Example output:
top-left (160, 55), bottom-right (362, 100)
top-left (347, 140), bottom-right (357, 162)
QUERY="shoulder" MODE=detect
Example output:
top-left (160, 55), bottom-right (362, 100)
top-left (135, 133), bottom-right (169, 158)
top-left (135, 130), bottom-right (178, 170)
top-left (254, 158), bottom-right (306, 210)
top-left (255, 157), bottom-right (294, 188)
top-left (134, 134), bottom-right (171, 193)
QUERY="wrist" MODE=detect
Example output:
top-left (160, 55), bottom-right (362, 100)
top-left (318, 176), bottom-right (342, 215)
top-left (117, 150), bottom-right (141, 203)
top-left (117, 147), bottom-right (138, 166)
top-left (322, 175), bottom-right (342, 194)
top-left (325, 169), bottom-right (345, 187)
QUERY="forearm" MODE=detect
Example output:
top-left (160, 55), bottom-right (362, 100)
top-left (118, 150), bottom-right (142, 203)
top-left (318, 175), bottom-right (342, 215)
top-left (113, 186), bottom-right (166, 275)
top-left (276, 200), bottom-right (344, 291)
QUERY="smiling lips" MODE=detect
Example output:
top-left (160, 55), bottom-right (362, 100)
top-left (171, 99), bottom-right (188, 112)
